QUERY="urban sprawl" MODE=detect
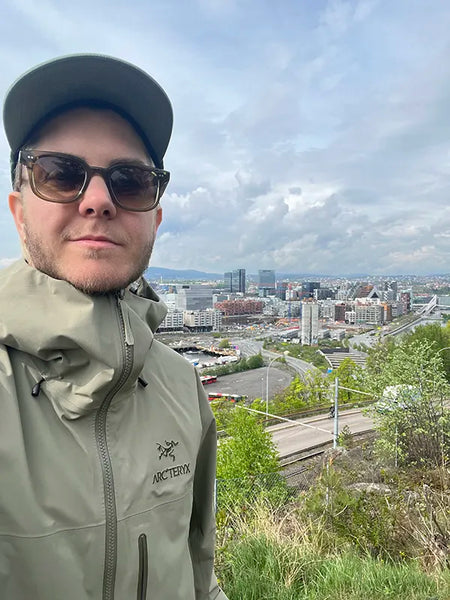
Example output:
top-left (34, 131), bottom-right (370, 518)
top-left (147, 268), bottom-right (450, 343)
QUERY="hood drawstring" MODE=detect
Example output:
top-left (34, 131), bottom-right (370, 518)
top-left (138, 376), bottom-right (148, 388)
top-left (32, 376), bottom-right (148, 396)
top-left (31, 378), bottom-right (45, 397)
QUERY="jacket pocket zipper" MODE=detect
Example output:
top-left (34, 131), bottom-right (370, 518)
top-left (137, 533), bottom-right (148, 600)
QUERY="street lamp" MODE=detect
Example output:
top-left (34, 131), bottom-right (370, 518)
top-left (265, 351), bottom-right (289, 416)
top-left (436, 346), bottom-right (450, 356)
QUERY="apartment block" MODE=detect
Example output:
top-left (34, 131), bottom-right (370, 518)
top-left (301, 301), bottom-right (319, 345)
top-left (183, 309), bottom-right (222, 332)
top-left (215, 299), bottom-right (263, 316)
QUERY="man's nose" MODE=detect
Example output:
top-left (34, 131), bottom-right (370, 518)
top-left (77, 174), bottom-right (117, 218)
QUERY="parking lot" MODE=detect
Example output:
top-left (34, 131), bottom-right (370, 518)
top-left (203, 366), bottom-right (293, 401)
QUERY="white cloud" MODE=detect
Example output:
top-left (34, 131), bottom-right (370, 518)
top-left (1, 0), bottom-right (450, 274)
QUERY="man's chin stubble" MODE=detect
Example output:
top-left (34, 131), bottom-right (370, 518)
top-left (24, 241), bottom-right (154, 296)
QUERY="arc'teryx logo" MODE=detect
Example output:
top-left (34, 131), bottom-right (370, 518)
top-left (153, 440), bottom-right (190, 485)
top-left (157, 440), bottom-right (179, 462)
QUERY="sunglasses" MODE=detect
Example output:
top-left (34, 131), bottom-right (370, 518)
top-left (18, 150), bottom-right (170, 212)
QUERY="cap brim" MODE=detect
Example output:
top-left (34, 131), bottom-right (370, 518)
top-left (3, 54), bottom-right (173, 168)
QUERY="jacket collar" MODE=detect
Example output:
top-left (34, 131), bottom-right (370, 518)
top-left (0, 260), bottom-right (167, 418)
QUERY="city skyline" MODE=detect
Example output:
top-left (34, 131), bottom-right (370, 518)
top-left (1, 2), bottom-right (450, 275)
top-left (144, 265), bottom-right (450, 281)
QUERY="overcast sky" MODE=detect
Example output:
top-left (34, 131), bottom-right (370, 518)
top-left (1, 0), bottom-right (450, 275)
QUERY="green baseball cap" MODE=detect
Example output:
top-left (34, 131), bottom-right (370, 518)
top-left (3, 53), bottom-right (173, 178)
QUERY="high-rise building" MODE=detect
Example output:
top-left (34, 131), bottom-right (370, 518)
top-left (301, 301), bottom-right (319, 345)
top-left (258, 270), bottom-right (276, 296)
top-left (384, 281), bottom-right (398, 301)
top-left (232, 269), bottom-right (246, 294)
top-left (224, 272), bottom-right (232, 291)
top-left (224, 269), bottom-right (246, 293)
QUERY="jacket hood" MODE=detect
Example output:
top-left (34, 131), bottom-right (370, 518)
top-left (0, 260), bottom-right (168, 418)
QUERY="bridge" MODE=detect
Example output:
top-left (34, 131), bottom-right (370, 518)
top-left (414, 295), bottom-right (439, 316)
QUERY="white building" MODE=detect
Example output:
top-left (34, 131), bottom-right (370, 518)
top-left (320, 300), bottom-right (336, 321)
top-left (158, 310), bottom-right (184, 331)
top-left (158, 292), bottom-right (177, 311)
top-left (355, 304), bottom-right (384, 325)
top-left (345, 309), bottom-right (356, 324)
top-left (183, 309), bottom-right (222, 332)
top-left (301, 302), bottom-right (319, 345)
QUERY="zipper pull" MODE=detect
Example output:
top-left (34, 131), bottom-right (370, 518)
top-left (116, 297), bottom-right (135, 346)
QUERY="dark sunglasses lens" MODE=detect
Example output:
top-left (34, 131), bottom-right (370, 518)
top-left (33, 156), bottom-right (86, 201)
top-left (110, 166), bottom-right (159, 210)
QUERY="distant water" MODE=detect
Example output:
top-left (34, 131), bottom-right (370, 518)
top-left (181, 351), bottom-right (224, 367)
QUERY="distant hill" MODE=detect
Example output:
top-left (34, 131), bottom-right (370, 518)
top-left (144, 268), bottom-right (382, 282)
top-left (144, 267), bottom-right (223, 281)
top-left (144, 267), bottom-right (450, 282)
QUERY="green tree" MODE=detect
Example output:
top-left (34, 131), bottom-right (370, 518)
top-left (246, 353), bottom-right (264, 369)
top-left (303, 369), bottom-right (330, 406)
top-left (364, 337), bottom-right (397, 382)
top-left (365, 340), bottom-right (450, 467)
top-left (328, 358), bottom-right (365, 404)
top-left (216, 408), bottom-right (286, 509)
top-left (217, 408), bottom-right (279, 479)
top-left (219, 338), bottom-right (230, 349)
top-left (273, 375), bottom-right (308, 414)
top-left (403, 322), bottom-right (450, 381)
top-left (210, 399), bottom-right (234, 431)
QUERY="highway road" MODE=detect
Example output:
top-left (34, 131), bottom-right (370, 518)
top-left (263, 349), bottom-right (318, 378)
top-left (233, 338), bottom-right (264, 357)
top-left (233, 338), bottom-right (318, 379)
top-left (268, 409), bottom-right (373, 459)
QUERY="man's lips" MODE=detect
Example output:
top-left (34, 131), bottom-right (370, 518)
top-left (70, 235), bottom-right (121, 248)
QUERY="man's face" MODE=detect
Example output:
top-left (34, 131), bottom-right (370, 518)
top-left (9, 108), bottom-right (163, 294)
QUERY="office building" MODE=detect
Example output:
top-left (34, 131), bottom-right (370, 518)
top-left (175, 285), bottom-right (213, 311)
top-left (223, 272), bottom-right (232, 291)
top-left (314, 287), bottom-right (333, 300)
top-left (232, 269), bottom-right (246, 294)
top-left (258, 269), bottom-right (276, 296)
top-left (302, 282), bottom-right (320, 298)
top-left (276, 281), bottom-right (289, 300)
top-left (224, 268), bottom-right (246, 293)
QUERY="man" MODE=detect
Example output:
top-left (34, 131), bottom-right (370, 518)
top-left (0, 54), bottom-right (227, 600)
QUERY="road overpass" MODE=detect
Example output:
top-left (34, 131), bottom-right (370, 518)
top-left (268, 409), bottom-right (373, 459)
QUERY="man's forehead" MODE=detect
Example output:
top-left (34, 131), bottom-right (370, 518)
top-left (29, 106), bottom-right (153, 165)
top-left (33, 105), bottom-right (151, 159)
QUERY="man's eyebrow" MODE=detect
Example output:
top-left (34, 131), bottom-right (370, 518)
top-left (108, 158), bottom-right (155, 168)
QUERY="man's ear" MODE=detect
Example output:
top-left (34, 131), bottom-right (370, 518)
top-left (155, 205), bottom-right (162, 230)
top-left (8, 192), bottom-right (26, 242)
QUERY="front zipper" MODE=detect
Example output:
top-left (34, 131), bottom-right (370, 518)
top-left (96, 295), bottom-right (134, 600)
top-left (137, 534), bottom-right (148, 600)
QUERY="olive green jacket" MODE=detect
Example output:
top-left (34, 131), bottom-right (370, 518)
top-left (0, 260), bottom-right (227, 600)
